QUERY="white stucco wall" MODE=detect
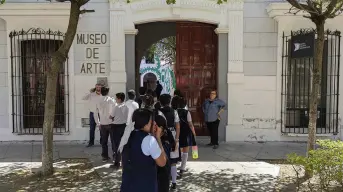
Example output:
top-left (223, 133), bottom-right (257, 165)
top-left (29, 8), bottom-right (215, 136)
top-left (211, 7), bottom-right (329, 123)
top-left (0, 0), bottom-right (342, 142)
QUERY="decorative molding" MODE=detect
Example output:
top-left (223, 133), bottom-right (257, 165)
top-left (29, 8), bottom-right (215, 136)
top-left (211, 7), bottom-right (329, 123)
top-left (228, 9), bottom-right (243, 73)
top-left (0, 3), bottom-right (70, 17)
top-left (125, 29), bottom-right (138, 35)
top-left (267, 2), bottom-right (308, 20)
top-left (215, 28), bottom-right (229, 34)
top-left (227, 1), bottom-right (243, 11)
top-left (129, 0), bottom-right (219, 12)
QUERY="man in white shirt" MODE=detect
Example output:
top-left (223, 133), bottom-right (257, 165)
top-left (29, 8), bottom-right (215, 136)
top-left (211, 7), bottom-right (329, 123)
top-left (95, 87), bottom-right (116, 162)
top-left (82, 83), bottom-right (103, 147)
top-left (110, 92), bottom-right (129, 168)
top-left (126, 90), bottom-right (139, 124)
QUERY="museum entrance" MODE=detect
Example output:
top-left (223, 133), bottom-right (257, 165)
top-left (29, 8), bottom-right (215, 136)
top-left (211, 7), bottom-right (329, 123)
top-left (135, 21), bottom-right (218, 136)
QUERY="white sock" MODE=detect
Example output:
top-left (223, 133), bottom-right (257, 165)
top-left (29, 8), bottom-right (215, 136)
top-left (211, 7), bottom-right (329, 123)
top-left (180, 153), bottom-right (188, 171)
top-left (171, 165), bottom-right (177, 183)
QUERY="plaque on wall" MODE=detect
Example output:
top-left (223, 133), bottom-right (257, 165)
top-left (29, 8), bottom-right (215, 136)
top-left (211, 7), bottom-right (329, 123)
top-left (291, 32), bottom-right (315, 58)
top-left (97, 77), bottom-right (108, 87)
top-left (81, 118), bottom-right (90, 127)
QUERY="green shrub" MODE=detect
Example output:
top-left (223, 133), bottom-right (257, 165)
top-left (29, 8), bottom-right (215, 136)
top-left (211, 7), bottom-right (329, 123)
top-left (287, 139), bottom-right (343, 191)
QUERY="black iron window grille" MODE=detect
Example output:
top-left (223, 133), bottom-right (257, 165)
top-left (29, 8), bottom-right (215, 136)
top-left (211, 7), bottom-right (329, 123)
top-left (9, 28), bottom-right (70, 134)
top-left (281, 29), bottom-right (341, 134)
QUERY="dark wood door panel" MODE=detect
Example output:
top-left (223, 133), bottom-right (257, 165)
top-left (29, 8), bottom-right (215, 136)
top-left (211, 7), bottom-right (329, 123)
top-left (176, 22), bottom-right (217, 136)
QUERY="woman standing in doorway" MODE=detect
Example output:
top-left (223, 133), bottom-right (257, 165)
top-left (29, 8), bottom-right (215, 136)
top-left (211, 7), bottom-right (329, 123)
top-left (202, 90), bottom-right (226, 149)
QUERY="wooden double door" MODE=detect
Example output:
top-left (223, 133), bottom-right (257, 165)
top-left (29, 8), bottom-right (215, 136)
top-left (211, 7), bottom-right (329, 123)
top-left (175, 22), bottom-right (218, 136)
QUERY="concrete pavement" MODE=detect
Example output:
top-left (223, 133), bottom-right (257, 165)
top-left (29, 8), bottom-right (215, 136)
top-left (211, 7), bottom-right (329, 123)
top-left (0, 140), bottom-right (307, 191)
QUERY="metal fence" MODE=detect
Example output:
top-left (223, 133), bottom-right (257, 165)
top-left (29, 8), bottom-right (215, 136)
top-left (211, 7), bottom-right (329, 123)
top-left (9, 28), bottom-right (69, 134)
top-left (281, 29), bottom-right (341, 134)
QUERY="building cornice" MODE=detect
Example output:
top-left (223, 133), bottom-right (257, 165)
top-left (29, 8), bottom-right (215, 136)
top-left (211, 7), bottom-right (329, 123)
top-left (0, 3), bottom-right (70, 17)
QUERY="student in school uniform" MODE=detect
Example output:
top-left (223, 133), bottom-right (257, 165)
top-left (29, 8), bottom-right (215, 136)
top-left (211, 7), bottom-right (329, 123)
top-left (175, 96), bottom-right (196, 178)
top-left (155, 113), bottom-right (174, 192)
top-left (120, 109), bottom-right (167, 192)
top-left (158, 94), bottom-right (180, 190)
top-left (110, 92), bottom-right (129, 168)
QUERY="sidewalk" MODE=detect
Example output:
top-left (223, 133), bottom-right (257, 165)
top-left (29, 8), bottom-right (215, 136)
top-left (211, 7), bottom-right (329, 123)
top-left (0, 141), bottom-right (307, 191)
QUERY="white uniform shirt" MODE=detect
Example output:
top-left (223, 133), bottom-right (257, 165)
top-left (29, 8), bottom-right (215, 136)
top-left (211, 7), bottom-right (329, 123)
top-left (95, 96), bottom-right (116, 125)
top-left (82, 92), bottom-right (102, 113)
top-left (125, 100), bottom-right (139, 124)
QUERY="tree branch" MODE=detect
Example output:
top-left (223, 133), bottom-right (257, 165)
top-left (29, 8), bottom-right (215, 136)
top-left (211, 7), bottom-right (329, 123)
top-left (286, 0), bottom-right (319, 15)
top-left (80, 9), bottom-right (95, 14)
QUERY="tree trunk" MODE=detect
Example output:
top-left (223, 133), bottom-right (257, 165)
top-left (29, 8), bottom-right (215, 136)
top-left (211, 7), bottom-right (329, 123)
top-left (307, 20), bottom-right (325, 153)
top-left (42, 1), bottom-right (81, 176)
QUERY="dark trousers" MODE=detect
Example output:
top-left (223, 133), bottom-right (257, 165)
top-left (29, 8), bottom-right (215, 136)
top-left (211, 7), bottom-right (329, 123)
top-left (89, 112), bottom-right (96, 145)
top-left (111, 124), bottom-right (126, 164)
top-left (101, 124), bottom-right (126, 163)
top-left (206, 119), bottom-right (220, 145)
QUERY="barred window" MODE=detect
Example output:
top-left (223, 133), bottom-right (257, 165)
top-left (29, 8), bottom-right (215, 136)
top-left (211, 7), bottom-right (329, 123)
top-left (9, 28), bottom-right (69, 134)
top-left (281, 30), bottom-right (340, 134)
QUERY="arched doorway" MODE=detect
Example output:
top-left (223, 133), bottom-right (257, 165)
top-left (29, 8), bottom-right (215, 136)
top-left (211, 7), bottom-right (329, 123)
top-left (142, 72), bottom-right (157, 91)
top-left (135, 21), bottom-right (218, 136)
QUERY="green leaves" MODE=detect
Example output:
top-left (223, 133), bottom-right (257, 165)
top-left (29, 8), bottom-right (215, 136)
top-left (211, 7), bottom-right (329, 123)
top-left (0, 0), bottom-right (5, 4)
top-left (287, 139), bottom-right (343, 190)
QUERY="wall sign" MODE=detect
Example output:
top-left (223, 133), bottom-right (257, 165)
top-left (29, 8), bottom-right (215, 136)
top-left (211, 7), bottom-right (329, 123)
top-left (75, 33), bottom-right (110, 75)
top-left (97, 77), bottom-right (108, 87)
top-left (290, 32), bottom-right (315, 58)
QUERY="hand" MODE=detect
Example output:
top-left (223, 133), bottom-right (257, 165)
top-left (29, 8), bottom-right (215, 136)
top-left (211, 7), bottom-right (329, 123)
top-left (90, 88), bottom-right (95, 93)
top-left (154, 126), bottom-right (162, 138)
top-left (192, 131), bottom-right (196, 136)
top-left (217, 113), bottom-right (221, 120)
top-left (98, 125), bottom-right (101, 130)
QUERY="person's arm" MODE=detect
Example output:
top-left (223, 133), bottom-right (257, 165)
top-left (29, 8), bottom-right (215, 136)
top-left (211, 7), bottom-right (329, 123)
top-left (142, 135), bottom-right (167, 167)
top-left (187, 111), bottom-right (196, 136)
top-left (217, 99), bottom-right (226, 115)
top-left (110, 104), bottom-right (116, 119)
top-left (82, 91), bottom-right (93, 100)
top-left (95, 104), bottom-right (100, 127)
top-left (174, 111), bottom-right (180, 149)
top-left (154, 136), bottom-right (167, 167)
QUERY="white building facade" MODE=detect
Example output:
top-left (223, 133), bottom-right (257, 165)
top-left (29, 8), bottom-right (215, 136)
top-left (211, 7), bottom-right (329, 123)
top-left (0, 0), bottom-right (342, 142)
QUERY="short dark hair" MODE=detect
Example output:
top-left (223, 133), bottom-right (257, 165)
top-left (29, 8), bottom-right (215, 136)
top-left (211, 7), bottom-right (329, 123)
top-left (155, 114), bottom-right (167, 131)
top-left (116, 92), bottom-right (125, 101)
top-left (174, 89), bottom-right (183, 97)
top-left (139, 87), bottom-right (146, 95)
top-left (157, 81), bottom-right (160, 84)
top-left (159, 94), bottom-right (171, 106)
top-left (100, 87), bottom-right (110, 96)
top-left (132, 108), bottom-right (152, 130)
top-left (177, 97), bottom-right (187, 109)
top-left (127, 89), bottom-right (136, 100)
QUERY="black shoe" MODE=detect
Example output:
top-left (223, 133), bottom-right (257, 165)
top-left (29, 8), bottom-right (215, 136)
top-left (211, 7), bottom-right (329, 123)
top-left (86, 143), bottom-right (94, 148)
top-left (171, 183), bottom-right (176, 190)
top-left (206, 143), bottom-right (213, 146)
top-left (213, 145), bottom-right (219, 149)
top-left (177, 170), bottom-right (184, 179)
top-left (109, 163), bottom-right (120, 169)
top-left (102, 157), bottom-right (110, 162)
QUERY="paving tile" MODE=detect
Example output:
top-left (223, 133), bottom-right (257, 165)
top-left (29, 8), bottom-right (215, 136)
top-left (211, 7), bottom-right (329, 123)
top-left (2, 144), bottom-right (32, 162)
top-left (31, 144), bottom-right (60, 162)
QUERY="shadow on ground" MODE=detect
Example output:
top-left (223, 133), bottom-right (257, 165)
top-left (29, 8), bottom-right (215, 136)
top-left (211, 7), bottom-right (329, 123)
top-left (0, 159), bottom-right (109, 192)
top-left (98, 167), bottom-right (277, 192)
